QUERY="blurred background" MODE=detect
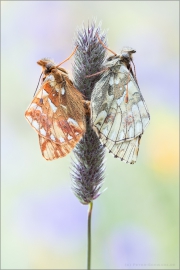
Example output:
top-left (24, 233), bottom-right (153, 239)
top-left (1, 1), bottom-right (179, 269)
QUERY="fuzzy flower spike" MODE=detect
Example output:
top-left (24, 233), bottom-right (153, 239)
top-left (71, 22), bottom-right (107, 205)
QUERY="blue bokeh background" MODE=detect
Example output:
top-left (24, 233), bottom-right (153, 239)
top-left (1, 1), bottom-right (179, 269)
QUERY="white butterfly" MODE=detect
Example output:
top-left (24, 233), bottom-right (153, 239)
top-left (91, 46), bottom-right (150, 164)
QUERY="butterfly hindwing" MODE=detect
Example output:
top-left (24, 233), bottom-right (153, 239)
top-left (100, 133), bottom-right (142, 164)
top-left (38, 134), bottom-right (79, 160)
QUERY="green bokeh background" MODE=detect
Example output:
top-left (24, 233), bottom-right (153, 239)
top-left (1, 1), bottom-right (179, 269)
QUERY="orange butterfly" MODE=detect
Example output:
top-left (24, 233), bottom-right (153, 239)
top-left (25, 48), bottom-right (86, 160)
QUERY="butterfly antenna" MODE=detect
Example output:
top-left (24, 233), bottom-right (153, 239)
top-left (56, 46), bottom-right (78, 68)
top-left (33, 72), bottom-right (43, 97)
top-left (96, 34), bottom-right (117, 56)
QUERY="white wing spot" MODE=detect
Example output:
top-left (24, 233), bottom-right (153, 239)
top-left (119, 65), bottom-right (128, 73)
top-left (30, 103), bottom-right (37, 109)
top-left (50, 134), bottom-right (56, 141)
top-left (61, 87), bottom-right (65, 95)
top-left (135, 121), bottom-right (142, 135)
top-left (67, 118), bottom-right (78, 126)
top-left (117, 91), bottom-right (126, 105)
top-left (32, 120), bottom-right (39, 130)
top-left (94, 110), bottom-right (107, 127)
top-left (48, 98), bottom-right (57, 112)
top-left (68, 134), bottom-right (73, 140)
top-left (115, 77), bottom-right (120, 84)
top-left (37, 89), bottom-right (48, 99)
top-left (119, 131), bottom-right (125, 140)
top-left (45, 75), bottom-right (54, 81)
top-left (128, 126), bottom-right (134, 138)
top-left (26, 115), bottom-right (32, 123)
top-left (59, 137), bottom-right (65, 143)
top-left (109, 76), bottom-right (114, 86)
top-left (42, 90), bottom-right (48, 97)
top-left (40, 128), bottom-right (46, 136)
top-left (36, 106), bottom-right (42, 112)
top-left (102, 126), bottom-right (109, 136)
top-left (50, 81), bottom-right (56, 87)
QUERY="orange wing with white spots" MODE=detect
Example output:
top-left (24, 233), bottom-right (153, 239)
top-left (25, 58), bottom-right (85, 160)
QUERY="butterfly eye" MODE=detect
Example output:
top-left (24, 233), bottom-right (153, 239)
top-left (44, 64), bottom-right (53, 74)
top-left (121, 52), bottom-right (130, 59)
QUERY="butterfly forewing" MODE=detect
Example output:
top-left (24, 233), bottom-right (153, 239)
top-left (91, 53), bottom-right (150, 164)
top-left (25, 59), bottom-right (85, 160)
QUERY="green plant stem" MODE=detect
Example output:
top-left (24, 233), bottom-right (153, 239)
top-left (87, 201), bottom-right (93, 270)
